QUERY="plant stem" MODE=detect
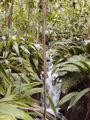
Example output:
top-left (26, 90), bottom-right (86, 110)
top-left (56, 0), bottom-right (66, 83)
top-left (42, 0), bottom-right (47, 120)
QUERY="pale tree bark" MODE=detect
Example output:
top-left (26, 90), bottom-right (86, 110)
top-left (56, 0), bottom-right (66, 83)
top-left (42, 0), bottom-right (47, 120)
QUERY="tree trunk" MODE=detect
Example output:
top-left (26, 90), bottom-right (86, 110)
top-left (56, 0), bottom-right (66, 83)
top-left (4, 0), bottom-right (9, 59)
top-left (4, 0), bottom-right (14, 59)
top-left (26, 0), bottom-right (31, 34)
top-left (42, 0), bottom-right (47, 120)
top-left (8, 0), bottom-right (15, 28)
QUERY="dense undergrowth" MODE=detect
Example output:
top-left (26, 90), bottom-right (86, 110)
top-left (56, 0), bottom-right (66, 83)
top-left (0, 0), bottom-right (90, 120)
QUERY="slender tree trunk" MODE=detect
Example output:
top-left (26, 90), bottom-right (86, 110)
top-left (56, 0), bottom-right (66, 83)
top-left (5, 0), bottom-right (8, 26)
top-left (4, 0), bottom-right (9, 59)
top-left (42, 0), bottom-right (47, 120)
top-left (4, 0), bottom-right (14, 59)
top-left (8, 0), bottom-right (15, 28)
top-left (26, 0), bottom-right (31, 34)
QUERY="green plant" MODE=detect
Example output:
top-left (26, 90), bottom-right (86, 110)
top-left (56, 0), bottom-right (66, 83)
top-left (0, 35), bottom-right (44, 119)
top-left (59, 88), bottom-right (90, 110)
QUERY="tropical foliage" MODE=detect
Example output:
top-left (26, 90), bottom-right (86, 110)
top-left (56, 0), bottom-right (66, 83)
top-left (0, 0), bottom-right (90, 120)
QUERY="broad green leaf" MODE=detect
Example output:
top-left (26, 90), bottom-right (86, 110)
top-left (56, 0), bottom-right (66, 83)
top-left (12, 101), bottom-right (30, 108)
top-left (0, 65), bottom-right (9, 80)
top-left (23, 82), bottom-right (43, 90)
top-left (59, 92), bottom-right (79, 106)
top-left (33, 58), bottom-right (38, 69)
top-left (13, 41), bottom-right (20, 56)
top-left (24, 88), bottom-right (43, 97)
top-left (0, 114), bottom-right (16, 120)
top-left (16, 96), bottom-right (33, 105)
top-left (68, 63), bottom-right (85, 72)
top-left (52, 42), bottom-right (68, 51)
top-left (68, 88), bottom-right (90, 109)
top-left (0, 42), bottom-right (4, 49)
top-left (0, 103), bottom-right (33, 120)
top-left (20, 46), bottom-right (30, 54)
top-left (0, 71), bottom-right (10, 85)
top-left (0, 85), bottom-right (5, 95)
top-left (0, 95), bottom-right (16, 103)
top-left (69, 46), bottom-right (84, 55)
top-left (30, 72), bottom-right (41, 81)
top-left (12, 73), bottom-right (21, 82)
top-left (5, 85), bottom-right (12, 96)
top-left (5, 69), bottom-right (11, 79)
top-left (79, 61), bottom-right (90, 72)
top-left (8, 37), bottom-right (13, 49)
top-left (47, 95), bottom-right (56, 114)
top-left (19, 73), bottom-right (30, 83)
